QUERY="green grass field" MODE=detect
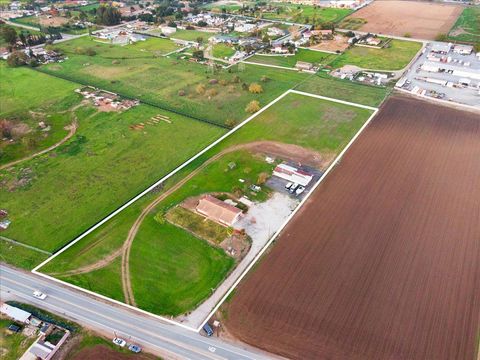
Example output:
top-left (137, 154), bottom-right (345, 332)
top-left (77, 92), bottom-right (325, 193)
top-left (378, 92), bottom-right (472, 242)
top-left (262, 3), bottom-right (352, 25)
top-left (0, 63), bottom-right (82, 165)
top-left (330, 39), bottom-right (422, 71)
top-left (212, 43), bottom-right (236, 59)
top-left (171, 29), bottom-right (217, 42)
top-left (248, 48), bottom-right (336, 68)
top-left (448, 6), bottom-right (480, 44)
top-left (0, 317), bottom-right (36, 360)
top-left (296, 71), bottom-right (388, 107)
top-left (41, 37), bottom-right (309, 126)
top-left (42, 93), bottom-right (374, 316)
top-left (126, 37), bottom-right (180, 55)
top-left (0, 65), bottom-right (224, 254)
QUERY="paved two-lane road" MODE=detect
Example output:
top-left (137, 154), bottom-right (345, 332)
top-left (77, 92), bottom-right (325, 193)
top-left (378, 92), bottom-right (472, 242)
top-left (0, 265), bottom-right (277, 360)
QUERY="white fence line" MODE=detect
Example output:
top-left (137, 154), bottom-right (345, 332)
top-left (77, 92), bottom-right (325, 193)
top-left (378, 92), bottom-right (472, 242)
top-left (196, 105), bottom-right (379, 332)
top-left (32, 89), bottom-right (379, 332)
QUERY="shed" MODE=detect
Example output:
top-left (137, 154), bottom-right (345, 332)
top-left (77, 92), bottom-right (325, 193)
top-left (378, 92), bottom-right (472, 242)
top-left (0, 304), bottom-right (31, 323)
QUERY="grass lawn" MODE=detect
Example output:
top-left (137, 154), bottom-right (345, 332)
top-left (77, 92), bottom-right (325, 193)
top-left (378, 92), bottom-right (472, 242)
top-left (171, 29), bottom-right (217, 42)
top-left (130, 219), bottom-right (234, 315)
top-left (248, 48), bottom-right (336, 68)
top-left (330, 39), bottom-right (422, 71)
top-left (43, 93), bottom-right (374, 316)
top-left (0, 239), bottom-right (49, 269)
top-left (10, 16), bottom-right (40, 29)
top-left (448, 6), bottom-right (480, 43)
top-left (0, 63), bottom-right (81, 165)
top-left (262, 3), bottom-right (352, 25)
top-left (0, 317), bottom-right (36, 360)
top-left (296, 71), bottom-right (388, 107)
top-left (166, 206), bottom-right (230, 245)
top-left (41, 37), bottom-right (309, 126)
top-left (212, 43), bottom-right (236, 59)
top-left (126, 37), bottom-right (180, 55)
top-left (0, 66), bottom-right (224, 255)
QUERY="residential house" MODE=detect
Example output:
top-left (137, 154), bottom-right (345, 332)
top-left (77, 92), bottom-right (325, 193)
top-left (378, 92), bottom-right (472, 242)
top-left (196, 195), bottom-right (243, 227)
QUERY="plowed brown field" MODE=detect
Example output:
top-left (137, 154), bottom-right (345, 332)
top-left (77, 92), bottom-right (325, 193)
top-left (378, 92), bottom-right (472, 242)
top-left (344, 0), bottom-right (463, 40)
top-left (226, 96), bottom-right (480, 360)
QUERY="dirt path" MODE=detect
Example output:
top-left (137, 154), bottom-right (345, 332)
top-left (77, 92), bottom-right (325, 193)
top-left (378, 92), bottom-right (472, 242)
top-left (120, 141), bottom-right (329, 306)
top-left (44, 139), bottom-right (328, 305)
top-left (50, 247), bottom-right (123, 277)
top-left (0, 103), bottom-right (87, 171)
top-left (0, 121), bottom-right (78, 171)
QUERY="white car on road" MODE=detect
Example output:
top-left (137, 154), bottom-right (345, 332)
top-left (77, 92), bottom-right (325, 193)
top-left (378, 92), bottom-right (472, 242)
top-left (33, 290), bottom-right (47, 300)
top-left (112, 337), bottom-right (127, 347)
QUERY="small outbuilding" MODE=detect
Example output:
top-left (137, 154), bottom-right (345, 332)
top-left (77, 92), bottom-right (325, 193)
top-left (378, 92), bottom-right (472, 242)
top-left (273, 163), bottom-right (314, 187)
top-left (0, 304), bottom-right (31, 324)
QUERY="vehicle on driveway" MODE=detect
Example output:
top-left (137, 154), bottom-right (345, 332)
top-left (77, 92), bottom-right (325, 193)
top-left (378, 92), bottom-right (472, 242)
top-left (128, 344), bottom-right (142, 353)
top-left (33, 290), bottom-right (47, 300)
top-left (295, 186), bottom-right (305, 196)
top-left (112, 337), bottom-right (127, 347)
top-left (285, 182), bottom-right (293, 190)
top-left (203, 323), bottom-right (214, 337)
top-left (289, 183), bottom-right (299, 193)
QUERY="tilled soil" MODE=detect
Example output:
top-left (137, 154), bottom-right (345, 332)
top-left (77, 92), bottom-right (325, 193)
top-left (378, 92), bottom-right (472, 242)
top-left (225, 96), bottom-right (480, 360)
top-left (345, 0), bottom-right (463, 40)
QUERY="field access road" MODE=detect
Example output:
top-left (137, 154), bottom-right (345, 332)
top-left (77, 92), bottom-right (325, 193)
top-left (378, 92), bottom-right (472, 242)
top-left (0, 265), bottom-right (276, 360)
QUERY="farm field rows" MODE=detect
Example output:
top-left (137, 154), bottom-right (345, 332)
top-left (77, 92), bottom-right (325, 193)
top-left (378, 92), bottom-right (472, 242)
top-left (225, 96), bottom-right (480, 360)
top-left (247, 48), bottom-right (336, 68)
top-left (340, 0), bottom-right (463, 40)
top-left (40, 92), bottom-right (375, 317)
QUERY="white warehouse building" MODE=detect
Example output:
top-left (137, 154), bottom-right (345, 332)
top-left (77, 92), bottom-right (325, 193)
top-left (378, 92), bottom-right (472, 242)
top-left (420, 61), bottom-right (480, 81)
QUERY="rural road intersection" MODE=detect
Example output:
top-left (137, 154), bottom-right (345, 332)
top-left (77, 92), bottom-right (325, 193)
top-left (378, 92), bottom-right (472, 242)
top-left (0, 265), bottom-right (276, 360)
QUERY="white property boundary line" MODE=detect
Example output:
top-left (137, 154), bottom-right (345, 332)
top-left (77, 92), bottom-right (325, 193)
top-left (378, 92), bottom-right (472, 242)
top-left (32, 89), bottom-right (379, 333)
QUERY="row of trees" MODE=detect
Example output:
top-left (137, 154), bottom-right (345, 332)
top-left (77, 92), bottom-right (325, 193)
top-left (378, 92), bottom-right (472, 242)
top-left (1, 26), bottom-right (51, 49)
top-left (96, 6), bottom-right (122, 26)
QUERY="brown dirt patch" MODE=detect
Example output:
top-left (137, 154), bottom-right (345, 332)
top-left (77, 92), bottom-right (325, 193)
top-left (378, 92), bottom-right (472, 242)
top-left (345, 0), bottom-right (463, 40)
top-left (225, 96), bottom-right (480, 360)
top-left (308, 34), bottom-right (349, 53)
top-left (71, 345), bottom-right (154, 360)
top-left (38, 16), bottom-right (69, 27)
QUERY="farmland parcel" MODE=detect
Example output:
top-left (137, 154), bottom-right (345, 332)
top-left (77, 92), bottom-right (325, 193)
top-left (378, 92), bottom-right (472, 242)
top-left (40, 93), bottom-right (374, 319)
top-left (40, 37), bottom-right (309, 126)
top-left (0, 65), bottom-right (224, 260)
top-left (225, 96), bottom-right (480, 360)
top-left (341, 0), bottom-right (463, 40)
